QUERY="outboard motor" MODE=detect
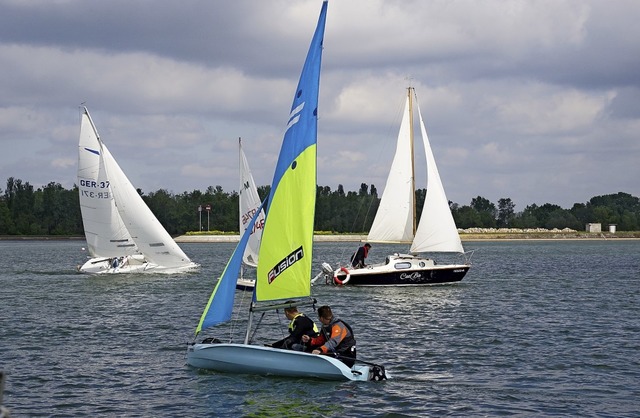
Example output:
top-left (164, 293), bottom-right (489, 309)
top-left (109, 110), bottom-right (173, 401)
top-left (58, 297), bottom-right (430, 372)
top-left (370, 364), bottom-right (387, 381)
top-left (321, 262), bottom-right (334, 275)
top-left (312, 263), bottom-right (335, 285)
top-left (321, 262), bottom-right (335, 285)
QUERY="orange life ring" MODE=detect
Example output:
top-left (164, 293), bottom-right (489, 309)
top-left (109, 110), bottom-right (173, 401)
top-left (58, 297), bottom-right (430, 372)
top-left (333, 267), bottom-right (351, 285)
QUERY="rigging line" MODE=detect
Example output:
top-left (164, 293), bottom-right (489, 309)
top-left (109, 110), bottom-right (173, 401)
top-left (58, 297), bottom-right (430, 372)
top-left (276, 308), bottom-right (287, 339)
top-left (229, 278), bottom-right (251, 342)
top-left (333, 195), bottom-right (374, 266)
top-left (248, 312), bottom-right (267, 345)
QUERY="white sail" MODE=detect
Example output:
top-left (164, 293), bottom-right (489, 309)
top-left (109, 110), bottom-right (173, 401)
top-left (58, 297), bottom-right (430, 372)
top-left (367, 94), bottom-right (414, 243)
top-left (367, 88), bottom-right (463, 254)
top-left (78, 110), bottom-right (139, 258)
top-left (239, 138), bottom-right (265, 267)
top-left (100, 144), bottom-right (195, 268)
top-left (410, 103), bottom-right (464, 253)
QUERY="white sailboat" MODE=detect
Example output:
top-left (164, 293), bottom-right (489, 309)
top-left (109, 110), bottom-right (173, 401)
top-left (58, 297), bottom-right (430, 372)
top-left (331, 87), bottom-right (471, 286)
top-left (77, 107), bottom-right (200, 274)
top-left (187, 1), bottom-right (386, 381)
top-left (236, 137), bottom-right (264, 291)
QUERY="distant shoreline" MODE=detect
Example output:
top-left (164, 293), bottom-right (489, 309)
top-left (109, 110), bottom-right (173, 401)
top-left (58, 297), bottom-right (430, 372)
top-left (2, 232), bottom-right (639, 243)
top-left (173, 232), bottom-right (640, 243)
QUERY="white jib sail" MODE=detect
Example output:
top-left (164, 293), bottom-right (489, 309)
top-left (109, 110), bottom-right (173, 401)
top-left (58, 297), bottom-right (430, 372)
top-left (100, 144), bottom-right (194, 268)
top-left (410, 102), bottom-right (464, 254)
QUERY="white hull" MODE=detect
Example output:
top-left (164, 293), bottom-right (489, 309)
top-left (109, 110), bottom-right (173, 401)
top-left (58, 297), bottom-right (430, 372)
top-left (186, 343), bottom-right (374, 381)
top-left (78, 255), bottom-right (199, 275)
top-left (235, 278), bottom-right (255, 291)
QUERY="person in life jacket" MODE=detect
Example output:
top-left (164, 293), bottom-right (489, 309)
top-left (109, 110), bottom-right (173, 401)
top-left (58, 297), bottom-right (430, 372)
top-left (302, 305), bottom-right (357, 367)
top-left (351, 243), bottom-right (371, 268)
top-left (269, 303), bottom-right (319, 351)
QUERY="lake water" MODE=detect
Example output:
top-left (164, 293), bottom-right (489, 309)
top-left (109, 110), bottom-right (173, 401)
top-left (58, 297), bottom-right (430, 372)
top-left (1, 239), bottom-right (639, 417)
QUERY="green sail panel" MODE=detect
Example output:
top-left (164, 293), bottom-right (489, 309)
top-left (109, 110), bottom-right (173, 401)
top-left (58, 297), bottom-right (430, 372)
top-left (256, 146), bottom-right (316, 301)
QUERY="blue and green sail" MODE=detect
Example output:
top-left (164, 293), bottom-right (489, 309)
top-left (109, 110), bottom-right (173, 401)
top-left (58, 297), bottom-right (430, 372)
top-left (194, 0), bottom-right (327, 335)
top-left (255, 1), bottom-right (327, 302)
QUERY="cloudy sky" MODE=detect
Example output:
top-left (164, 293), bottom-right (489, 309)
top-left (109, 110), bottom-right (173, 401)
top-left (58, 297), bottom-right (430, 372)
top-left (1, 0), bottom-right (638, 211)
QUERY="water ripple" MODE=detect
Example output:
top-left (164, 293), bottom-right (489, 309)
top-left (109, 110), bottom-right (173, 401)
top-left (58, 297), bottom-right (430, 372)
top-left (1, 240), bottom-right (639, 416)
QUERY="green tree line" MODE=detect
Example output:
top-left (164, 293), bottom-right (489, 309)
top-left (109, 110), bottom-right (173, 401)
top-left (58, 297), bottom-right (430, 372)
top-left (1, 176), bottom-right (639, 236)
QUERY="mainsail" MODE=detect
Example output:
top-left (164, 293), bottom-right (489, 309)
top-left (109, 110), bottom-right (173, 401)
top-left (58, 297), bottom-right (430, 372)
top-left (193, 0), bottom-right (327, 333)
top-left (255, 2), bottom-right (326, 302)
top-left (366, 94), bottom-right (415, 244)
top-left (239, 138), bottom-right (265, 267)
top-left (78, 109), bottom-right (139, 258)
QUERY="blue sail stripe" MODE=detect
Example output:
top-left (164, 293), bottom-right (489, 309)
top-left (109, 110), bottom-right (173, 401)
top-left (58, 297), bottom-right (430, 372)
top-left (285, 115), bottom-right (301, 131)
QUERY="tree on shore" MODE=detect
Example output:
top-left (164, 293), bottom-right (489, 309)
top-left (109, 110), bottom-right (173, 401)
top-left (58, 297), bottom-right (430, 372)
top-left (1, 177), bottom-right (638, 236)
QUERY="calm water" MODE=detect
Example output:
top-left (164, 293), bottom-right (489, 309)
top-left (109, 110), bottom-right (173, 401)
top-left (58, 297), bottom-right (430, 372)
top-left (1, 239), bottom-right (639, 417)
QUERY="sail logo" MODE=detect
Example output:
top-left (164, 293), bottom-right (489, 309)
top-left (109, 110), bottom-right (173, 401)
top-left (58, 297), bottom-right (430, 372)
top-left (268, 246), bottom-right (304, 284)
top-left (286, 102), bottom-right (305, 132)
top-left (400, 272), bottom-right (424, 282)
top-left (240, 180), bottom-right (250, 194)
top-left (241, 208), bottom-right (264, 234)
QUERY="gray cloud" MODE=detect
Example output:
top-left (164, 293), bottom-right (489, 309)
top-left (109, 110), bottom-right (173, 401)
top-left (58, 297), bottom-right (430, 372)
top-left (0, 0), bottom-right (638, 211)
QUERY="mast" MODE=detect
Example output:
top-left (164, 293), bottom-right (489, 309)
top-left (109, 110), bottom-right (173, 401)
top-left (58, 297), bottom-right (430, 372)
top-left (408, 87), bottom-right (416, 236)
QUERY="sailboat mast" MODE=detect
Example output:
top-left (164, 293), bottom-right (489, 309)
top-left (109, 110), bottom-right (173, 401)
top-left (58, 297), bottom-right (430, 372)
top-left (408, 87), bottom-right (417, 236)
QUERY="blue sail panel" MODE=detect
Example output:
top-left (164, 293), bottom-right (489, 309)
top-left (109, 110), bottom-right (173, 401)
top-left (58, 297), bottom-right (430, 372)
top-left (196, 201), bottom-right (266, 334)
top-left (266, 0), bottom-right (327, 212)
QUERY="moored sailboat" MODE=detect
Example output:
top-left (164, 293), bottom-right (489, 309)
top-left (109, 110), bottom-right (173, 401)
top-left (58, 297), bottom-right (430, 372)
top-left (77, 107), bottom-right (199, 274)
top-left (186, 1), bottom-right (386, 381)
top-left (330, 87), bottom-right (471, 286)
